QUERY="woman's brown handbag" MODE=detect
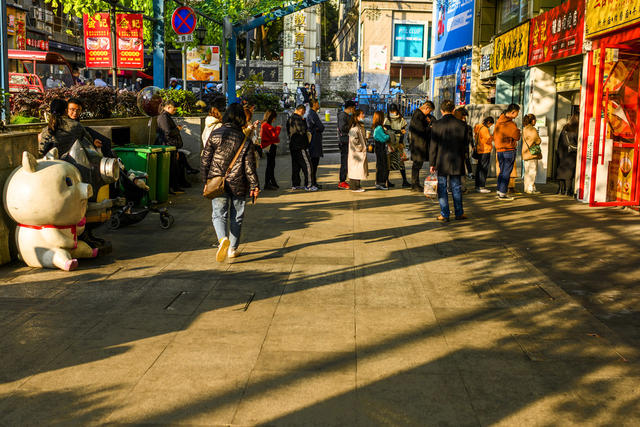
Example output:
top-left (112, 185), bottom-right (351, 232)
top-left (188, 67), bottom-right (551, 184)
top-left (203, 135), bottom-right (248, 199)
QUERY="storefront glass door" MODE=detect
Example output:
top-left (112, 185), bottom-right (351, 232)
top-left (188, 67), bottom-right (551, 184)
top-left (589, 45), bottom-right (640, 206)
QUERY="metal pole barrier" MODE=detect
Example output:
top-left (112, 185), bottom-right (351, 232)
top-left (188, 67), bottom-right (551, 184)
top-left (110, 6), bottom-right (118, 88)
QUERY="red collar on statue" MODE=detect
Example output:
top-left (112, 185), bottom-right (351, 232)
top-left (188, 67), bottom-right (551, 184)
top-left (18, 218), bottom-right (86, 249)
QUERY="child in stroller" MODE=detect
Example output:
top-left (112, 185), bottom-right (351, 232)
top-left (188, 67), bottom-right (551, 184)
top-left (108, 168), bottom-right (174, 230)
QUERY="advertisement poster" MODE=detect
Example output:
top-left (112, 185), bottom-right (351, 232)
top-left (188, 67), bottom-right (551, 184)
top-left (186, 46), bottom-right (220, 81)
top-left (479, 44), bottom-right (494, 79)
top-left (83, 13), bottom-right (112, 68)
top-left (529, 0), bottom-right (584, 66)
top-left (607, 147), bottom-right (635, 201)
top-left (493, 22), bottom-right (529, 73)
top-left (432, 51), bottom-right (472, 107)
top-left (433, 0), bottom-right (474, 56)
top-left (586, 0), bottom-right (640, 37)
top-left (116, 13), bottom-right (143, 69)
top-left (393, 23), bottom-right (425, 59)
top-left (369, 45), bottom-right (388, 70)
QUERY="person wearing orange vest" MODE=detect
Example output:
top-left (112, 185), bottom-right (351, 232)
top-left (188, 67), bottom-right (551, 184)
top-left (493, 104), bottom-right (521, 201)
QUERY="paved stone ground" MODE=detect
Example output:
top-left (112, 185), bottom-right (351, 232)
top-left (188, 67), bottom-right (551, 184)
top-left (1, 153), bottom-right (640, 425)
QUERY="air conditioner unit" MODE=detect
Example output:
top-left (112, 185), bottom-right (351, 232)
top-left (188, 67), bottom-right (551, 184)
top-left (30, 7), bottom-right (42, 21)
top-left (45, 11), bottom-right (54, 24)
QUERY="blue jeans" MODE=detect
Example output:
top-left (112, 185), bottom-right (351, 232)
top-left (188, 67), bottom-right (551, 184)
top-left (211, 193), bottom-right (246, 249)
top-left (437, 175), bottom-right (463, 218)
top-left (497, 150), bottom-right (516, 195)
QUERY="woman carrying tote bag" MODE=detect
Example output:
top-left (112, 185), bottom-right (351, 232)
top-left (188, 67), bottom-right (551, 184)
top-left (522, 114), bottom-right (543, 194)
top-left (200, 103), bottom-right (260, 262)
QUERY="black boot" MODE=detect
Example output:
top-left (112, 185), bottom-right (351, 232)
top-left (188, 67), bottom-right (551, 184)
top-left (400, 169), bottom-right (411, 187)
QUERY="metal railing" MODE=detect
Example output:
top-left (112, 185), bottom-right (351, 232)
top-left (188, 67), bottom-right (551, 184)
top-left (355, 93), bottom-right (429, 117)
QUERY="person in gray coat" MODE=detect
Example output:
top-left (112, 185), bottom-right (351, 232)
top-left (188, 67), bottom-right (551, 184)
top-left (306, 100), bottom-right (325, 188)
top-left (429, 100), bottom-right (469, 222)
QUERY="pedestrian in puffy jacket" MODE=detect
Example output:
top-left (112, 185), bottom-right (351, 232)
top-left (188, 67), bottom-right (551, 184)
top-left (521, 114), bottom-right (543, 194)
top-left (348, 109), bottom-right (369, 192)
top-left (286, 105), bottom-right (315, 190)
top-left (494, 104), bottom-right (521, 200)
top-left (473, 117), bottom-right (494, 192)
top-left (200, 103), bottom-right (259, 262)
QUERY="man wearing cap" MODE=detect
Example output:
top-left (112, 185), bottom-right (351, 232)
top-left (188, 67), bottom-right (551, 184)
top-left (357, 83), bottom-right (369, 114)
top-left (169, 77), bottom-right (182, 90)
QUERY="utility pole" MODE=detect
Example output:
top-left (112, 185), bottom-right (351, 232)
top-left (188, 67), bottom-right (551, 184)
top-left (110, 5), bottom-right (118, 88)
top-left (0, 0), bottom-right (9, 122)
top-left (152, 0), bottom-right (165, 88)
top-left (357, 0), bottom-right (362, 87)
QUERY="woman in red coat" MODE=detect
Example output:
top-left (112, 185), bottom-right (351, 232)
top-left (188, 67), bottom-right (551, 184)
top-left (260, 109), bottom-right (281, 190)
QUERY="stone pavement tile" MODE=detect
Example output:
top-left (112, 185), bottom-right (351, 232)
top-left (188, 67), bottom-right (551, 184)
top-left (121, 289), bottom-right (210, 316)
top-left (270, 303), bottom-right (354, 327)
top-left (356, 372), bottom-right (478, 427)
top-left (190, 296), bottom-right (279, 333)
top-left (356, 307), bottom-right (437, 335)
top-left (253, 350), bottom-right (355, 374)
top-left (105, 385), bottom-right (243, 425)
top-left (233, 369), bottom-right (357, 426)
top-left (356, 270), bottom-right (430, 308)
top-left (281, 266), bottom-right (355, 307)
top-left (460, 370), bottom-right (590, 426)
top-left (356, 330), bottom-right (457, 380)
top-left (0, 385), bottom-right (128, 426)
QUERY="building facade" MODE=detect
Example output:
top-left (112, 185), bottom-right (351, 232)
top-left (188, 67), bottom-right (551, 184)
top-left (333, 0), bottom-right (433, 94)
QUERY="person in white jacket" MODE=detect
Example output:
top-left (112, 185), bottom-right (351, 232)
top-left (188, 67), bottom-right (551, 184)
top-left (202, 104), bottom-right (224, 145)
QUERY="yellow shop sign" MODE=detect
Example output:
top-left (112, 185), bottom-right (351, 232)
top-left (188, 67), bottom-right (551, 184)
top-left (586, 0), bottom-right (640, 37)
top-left (493, 23), bottom-right (530, 74)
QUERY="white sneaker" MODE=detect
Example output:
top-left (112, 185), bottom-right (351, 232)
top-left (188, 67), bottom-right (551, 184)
top-left (352, 188), bottom-right (365, 193)
top-left (305, 186), bottom-right (319, 192)
top-left (476, 187), bottom-right (491, 193)
top-left (228, 247), bottom-right (238, 259)
top-left (216, 237), bottom-right (230, 262)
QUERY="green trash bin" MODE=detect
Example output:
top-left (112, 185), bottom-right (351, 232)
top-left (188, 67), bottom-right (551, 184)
top-left (148, 145), bottom-right (176, 203)
top-left (113, 146), bottom-right (162, 205)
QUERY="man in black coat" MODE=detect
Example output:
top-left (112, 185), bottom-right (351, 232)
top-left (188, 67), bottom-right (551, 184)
top-left (429, 99), bottom-right (469, 222)
top-left (306, 100), bottom-right (325, 189)
top-left (287, 104), bottom-right (315, 191)
top-left (409, 100), bottom-right (435, 191)
top-left (337, 100), bottom-right (355, 189)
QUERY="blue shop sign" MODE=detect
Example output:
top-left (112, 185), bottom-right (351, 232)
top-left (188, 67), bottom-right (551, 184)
top-left (434, 0), bottom-right (475, 56)
top-left (393, 23), bottom-right (425, 59)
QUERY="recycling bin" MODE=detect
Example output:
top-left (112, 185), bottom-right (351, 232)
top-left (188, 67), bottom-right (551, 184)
top-left (147, 145), bottom-right (176, 203)
top-left (113, 146), bottom-right (162, 204)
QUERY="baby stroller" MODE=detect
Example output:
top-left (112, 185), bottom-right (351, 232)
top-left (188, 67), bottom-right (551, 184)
top-left (107, 169), bottom-right (175, 230)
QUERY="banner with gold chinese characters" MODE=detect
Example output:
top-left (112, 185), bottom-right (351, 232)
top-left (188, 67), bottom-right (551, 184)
top-left (116, 13), bottom-right (143, 69)
top-left (84, 13), bottom-right (112, 68)
top-left (529, 0), bottom-right (584, 65)
top-left (586, 0), bottom-right (640, 37)
top-left (493, 22), bottom-right (529, 74)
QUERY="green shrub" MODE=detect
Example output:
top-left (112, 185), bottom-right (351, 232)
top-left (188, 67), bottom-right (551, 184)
top-left (10, 115), bottom-right (41, 124)
top-left (157, 89), bottom-right (197, 116)
top-left (244, 92), bottom-right (283, 112)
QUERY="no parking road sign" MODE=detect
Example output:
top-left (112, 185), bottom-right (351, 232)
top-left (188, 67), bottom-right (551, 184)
top-left (172, 6), bottom-right (197, 35)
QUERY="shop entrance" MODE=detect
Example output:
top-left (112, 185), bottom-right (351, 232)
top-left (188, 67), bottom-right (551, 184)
top-left (587, 44), bottom-right (640, 206)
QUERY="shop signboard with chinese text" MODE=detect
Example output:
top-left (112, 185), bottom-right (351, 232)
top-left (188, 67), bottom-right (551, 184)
top-left (493, 22), bottom-right (529, 74)
top-left (393, 23), bottom-right (426, 60)
top-left (586, 0), bottom-right (640, 37)
top-left (433, 0), bottom-right (474, 56)
top-left (15, 10), bottom-right (26, 50)
top-left (83, 13), bottom-right (112, 68)
top-left (479, 44), bottom-right (494, 79)
top-left (529, 0), bottom-right (584, 65)
top-left (115, 14), bottom-right (143, 69)
top-left (187, 46), bottom-right (221, 81)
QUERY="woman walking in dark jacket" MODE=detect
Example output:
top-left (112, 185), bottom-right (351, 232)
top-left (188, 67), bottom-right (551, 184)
top-left (555, 115), bottom-right (579, 195)
top-left (201, 103), bottom-right (260, 262)
top-left (157, 100), bottom-right (187, 193)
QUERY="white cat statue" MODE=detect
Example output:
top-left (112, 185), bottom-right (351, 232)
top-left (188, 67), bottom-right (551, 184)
top-left (2, 149), bottom-right (97, 271)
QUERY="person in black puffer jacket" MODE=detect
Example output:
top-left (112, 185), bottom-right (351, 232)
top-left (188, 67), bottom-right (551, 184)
top-left (286, 104), bottom-right (315, 190)
top-left (157, 99), bottom-right (188, 193)
top-left (201, 103), bottom-right (259, 262)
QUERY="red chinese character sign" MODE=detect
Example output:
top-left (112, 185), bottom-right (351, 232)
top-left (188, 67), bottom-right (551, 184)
top-left (529, 0), bottom-right (585, 66)
top-left (83, 13), bottom-right (112, 68)
top-left (116, 13), bottom-right (144, 69)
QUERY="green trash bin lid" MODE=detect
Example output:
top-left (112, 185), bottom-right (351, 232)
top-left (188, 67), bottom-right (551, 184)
top-left (114, 146), bottom-right (162, 153)
top-left (147, 145), bottom-right (177, 152)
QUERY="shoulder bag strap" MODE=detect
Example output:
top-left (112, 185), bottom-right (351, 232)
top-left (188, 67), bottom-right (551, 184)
top-left (223, 134), bottom-right (249, 179)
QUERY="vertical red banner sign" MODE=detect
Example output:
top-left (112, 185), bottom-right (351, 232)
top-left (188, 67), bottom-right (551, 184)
top-left (83, 13), bottom-right (113, 68)
top-left (528, 0), bottom-right (585, 66)
top-left (116, 13), bottom-right (144, 69)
